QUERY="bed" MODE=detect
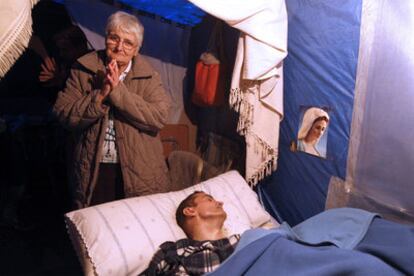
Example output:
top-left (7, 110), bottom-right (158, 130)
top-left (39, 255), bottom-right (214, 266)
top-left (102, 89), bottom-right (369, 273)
top-left (65, 171), bottom-right (414, 276)
top-left (65, 170), bottom-right (277, 275)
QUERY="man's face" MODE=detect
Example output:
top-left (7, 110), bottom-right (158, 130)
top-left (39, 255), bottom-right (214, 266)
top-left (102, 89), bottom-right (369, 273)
top-left (105, 28), bottom-right (139, 68)
top-left (192, 192), bottom-right (227, 220)
top-left (56, 40), bottom-right (84, 64)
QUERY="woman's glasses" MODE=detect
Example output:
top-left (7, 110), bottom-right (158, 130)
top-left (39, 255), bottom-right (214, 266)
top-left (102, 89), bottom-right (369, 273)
top-left (106, 34), bottom-right (136, 51)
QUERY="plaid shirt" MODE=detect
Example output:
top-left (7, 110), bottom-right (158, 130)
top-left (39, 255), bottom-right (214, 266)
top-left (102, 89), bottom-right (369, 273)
top-left (142, 234), bottom-right (240, 276)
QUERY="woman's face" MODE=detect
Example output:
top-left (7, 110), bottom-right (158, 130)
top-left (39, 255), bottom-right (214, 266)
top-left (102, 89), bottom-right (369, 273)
top-left (307, 119), bottom-right (328, 142)
top-left (105, 28), bottom-right (139, 68)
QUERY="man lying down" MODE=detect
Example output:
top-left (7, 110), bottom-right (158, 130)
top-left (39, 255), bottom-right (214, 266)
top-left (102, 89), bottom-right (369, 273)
top-left (142, 191), bottom-right (414, 275)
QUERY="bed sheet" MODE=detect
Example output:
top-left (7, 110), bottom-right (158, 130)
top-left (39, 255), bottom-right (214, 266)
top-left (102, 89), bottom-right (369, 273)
top-left (209, 208), bottom-right (414, 275)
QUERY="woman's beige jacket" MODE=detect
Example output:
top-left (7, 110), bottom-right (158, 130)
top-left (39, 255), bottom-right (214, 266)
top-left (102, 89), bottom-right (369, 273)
top-left (53, 50), bottom-right (171, 208)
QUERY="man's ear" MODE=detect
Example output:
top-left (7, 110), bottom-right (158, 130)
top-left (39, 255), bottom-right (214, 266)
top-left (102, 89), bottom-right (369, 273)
top-left (183, 207), bottom-right (196, 217)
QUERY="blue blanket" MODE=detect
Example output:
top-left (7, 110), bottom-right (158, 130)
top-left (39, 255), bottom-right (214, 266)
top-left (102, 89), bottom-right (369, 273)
top-left (209, 208), bottom-right (414, 276)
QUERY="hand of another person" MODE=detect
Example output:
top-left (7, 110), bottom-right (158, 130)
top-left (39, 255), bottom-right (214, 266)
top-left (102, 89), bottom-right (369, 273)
top-left (39, 57), bottom-right (66, 87)
top-left (39, 56), bottom-right (56, 82)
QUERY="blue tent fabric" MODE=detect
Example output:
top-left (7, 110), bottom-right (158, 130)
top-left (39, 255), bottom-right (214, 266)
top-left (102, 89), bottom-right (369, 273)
top-left (258, 0), bottom-right (362, 225)
top-left (56, 0), bottom-right (204, 26)
top-left (116, 0), bottom-right (204, 26)
top-left (59, 0), bottom-right (414, 223)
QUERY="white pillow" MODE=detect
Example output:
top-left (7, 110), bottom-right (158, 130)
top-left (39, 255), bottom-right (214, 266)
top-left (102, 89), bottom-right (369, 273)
top-left (65, 170), bottom-right (274, 276)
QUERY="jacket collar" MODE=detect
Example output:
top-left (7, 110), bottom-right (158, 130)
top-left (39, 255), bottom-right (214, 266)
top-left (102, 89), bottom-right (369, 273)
top-left (77, 50), bottom-right (153, 78)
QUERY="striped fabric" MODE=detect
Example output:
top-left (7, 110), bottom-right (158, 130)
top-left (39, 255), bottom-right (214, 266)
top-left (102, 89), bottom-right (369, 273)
top-left (65, 170), bottom-right (274, 276)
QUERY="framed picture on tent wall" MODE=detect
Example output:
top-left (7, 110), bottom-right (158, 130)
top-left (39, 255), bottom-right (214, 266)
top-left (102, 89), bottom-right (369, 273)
top-left (291, 106), bottom-right (330, 158)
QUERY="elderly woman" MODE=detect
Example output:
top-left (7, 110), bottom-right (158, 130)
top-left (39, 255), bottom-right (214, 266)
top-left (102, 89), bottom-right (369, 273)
top-left (297, 107), bottom-right (329, 157)
top-left (53, 11), bottom-right (171, 208)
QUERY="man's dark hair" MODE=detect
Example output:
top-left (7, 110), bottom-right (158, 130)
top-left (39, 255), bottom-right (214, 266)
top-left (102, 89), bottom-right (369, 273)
top-left (53, 25), bottom-right (88, 50)
top-left (176, 191), bottom-right (203, 232)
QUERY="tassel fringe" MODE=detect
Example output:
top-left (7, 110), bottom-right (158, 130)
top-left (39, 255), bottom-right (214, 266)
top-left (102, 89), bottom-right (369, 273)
top-left (229, 87), bottom-right (253, 135)
top-left (0, 0), bottom-right (39, 78)
top-left (247, 157), bottom-right (277, 188)
top-left (246, 132), bottom-right (277, 187)
top-left (230, 86), bottom-right (278, 187)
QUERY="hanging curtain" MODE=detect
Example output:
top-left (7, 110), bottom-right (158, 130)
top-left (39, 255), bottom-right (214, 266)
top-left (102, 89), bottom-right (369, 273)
top-left (188, 0), bottom-right (288, 186)
top-left (327, 0), bottom-right (414, 224)
top-left (0, 0), bottom-right (39, 78)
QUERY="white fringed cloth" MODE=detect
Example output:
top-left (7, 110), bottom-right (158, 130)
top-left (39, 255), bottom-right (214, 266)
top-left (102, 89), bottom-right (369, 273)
top-left (189, 0), bottom-right (288, 186)
top-left (0, 0), bottom-right (38, 78)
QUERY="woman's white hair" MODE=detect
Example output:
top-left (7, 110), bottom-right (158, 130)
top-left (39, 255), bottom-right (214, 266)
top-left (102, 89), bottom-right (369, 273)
top-left (298, 107), bottom-right (329, 140)
top-left (105, 11), bottom-right (144, 48)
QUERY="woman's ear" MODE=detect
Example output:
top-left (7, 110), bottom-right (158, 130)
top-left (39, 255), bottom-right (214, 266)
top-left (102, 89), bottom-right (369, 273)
top-left (134, 46), bottom-right (141, 56)
top-left (183, 207), bottom-right (196, 217)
